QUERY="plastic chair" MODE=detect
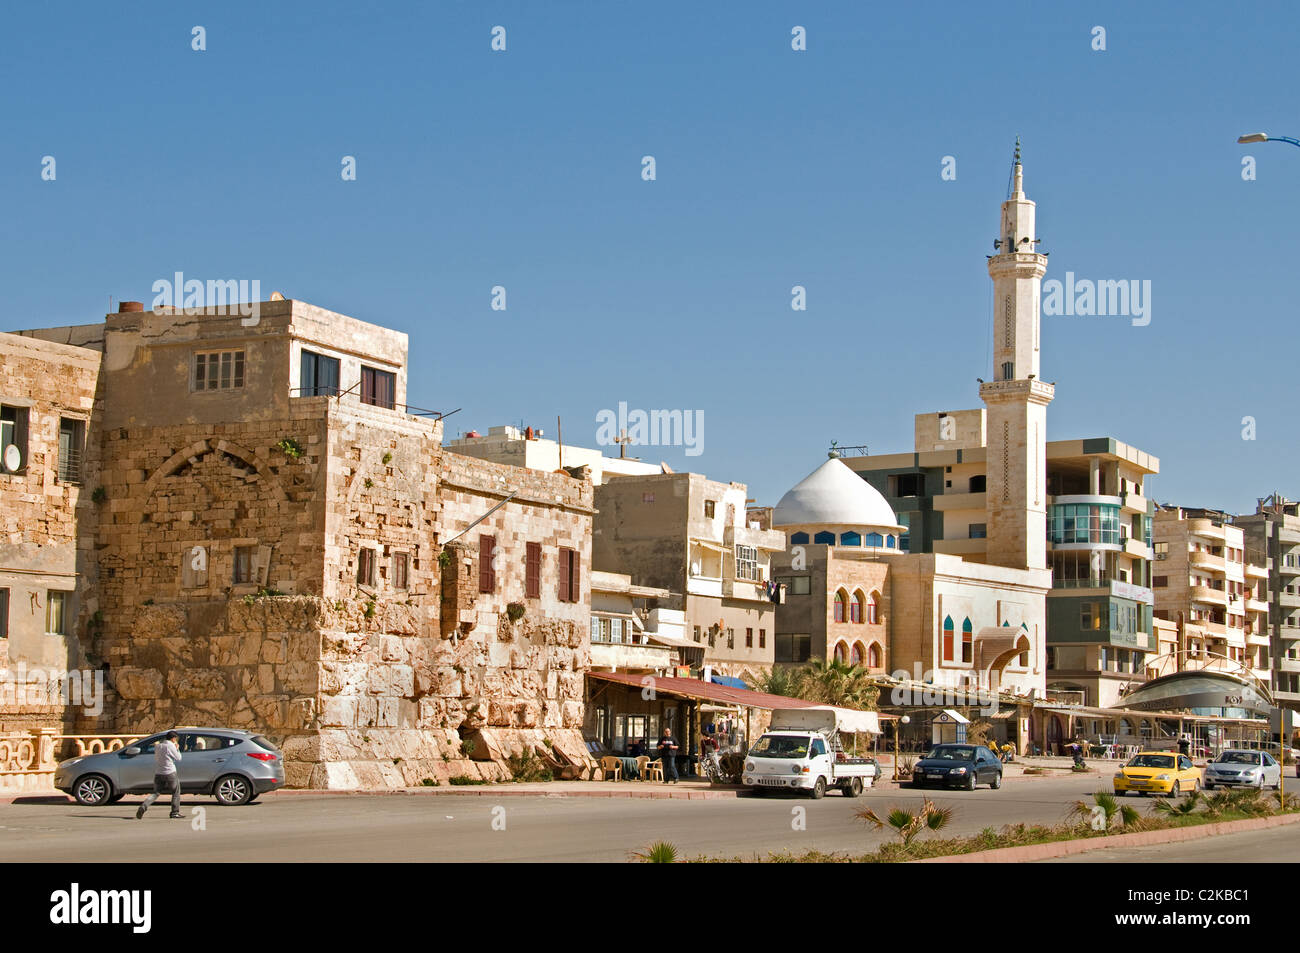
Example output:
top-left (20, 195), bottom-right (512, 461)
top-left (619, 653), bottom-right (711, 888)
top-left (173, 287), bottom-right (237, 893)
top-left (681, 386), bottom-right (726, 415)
top-left (643, 758), bottom-right (665, 782)
top-left (635, 755), bottom-right (650, 780)
top-left (599, 755), bottom-right (622, 781)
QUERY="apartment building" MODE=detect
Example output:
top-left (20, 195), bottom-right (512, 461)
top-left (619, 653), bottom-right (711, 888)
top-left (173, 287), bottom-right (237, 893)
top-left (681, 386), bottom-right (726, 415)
top-left (1152, 505), bottom-right (1270, 690)
top-left (1236, 494), bottom-right (1300, 710)
top-left (592, 472), bottom-right (785, 680)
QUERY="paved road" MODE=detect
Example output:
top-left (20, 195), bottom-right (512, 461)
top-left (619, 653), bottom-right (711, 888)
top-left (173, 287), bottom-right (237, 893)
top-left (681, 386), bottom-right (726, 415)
top-left (1038, 822), bottom-right (1300, 863)
top-left (0, 775), bottom-right (1105, 862)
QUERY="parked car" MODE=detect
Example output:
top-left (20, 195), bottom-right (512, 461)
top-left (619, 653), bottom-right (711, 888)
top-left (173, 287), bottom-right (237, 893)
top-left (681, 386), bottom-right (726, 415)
top-left (1113, 751), bottom-right (1200, 797)
top-left (910, 744), bottom-right (1003, 790)
top-left (54, 727), bottom-right (284, 806)
top-left (1204, 749), bottom-right (1281, 790)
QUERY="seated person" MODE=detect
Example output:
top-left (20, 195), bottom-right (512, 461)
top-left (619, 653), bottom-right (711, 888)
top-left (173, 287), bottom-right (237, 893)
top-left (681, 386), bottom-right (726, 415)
top-left (628, 738), bottom-right (647, 758)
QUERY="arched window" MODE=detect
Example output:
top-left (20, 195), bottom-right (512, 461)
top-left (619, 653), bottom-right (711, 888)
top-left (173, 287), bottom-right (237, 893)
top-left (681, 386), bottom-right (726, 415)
top-left (962, 618), bottom-right (973, 663)
top-left (866, 591), bottom-right (879, 625)
top-left (790, 532), bottom-right (809, 545)
top-left (850, 642), bottom-right (864, 666)
top-left (814, 531), bottom-right (835, 545)
top-left (840, 531), bottom-right (861, 547)
top-left (833, 641), bottom-right (847, 664)
top-left (850, 590), bottom-right (865, 623)
top-left (885, 535), bottom-right (895, 548)
top-left (942, 616), bottom-right (954, 662)
top-left (867, 642), bottom-right (882, 668)
top-left (833, 589), bottom-right (848, 623)
top-left (865, 532), bottom-right (883, 547)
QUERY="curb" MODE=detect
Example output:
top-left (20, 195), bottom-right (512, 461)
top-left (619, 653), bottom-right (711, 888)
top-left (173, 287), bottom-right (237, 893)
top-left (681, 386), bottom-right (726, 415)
top-left (270, 784), bottom-right (742, 800)
top-left (913, 810), bottom-right (1300, 863)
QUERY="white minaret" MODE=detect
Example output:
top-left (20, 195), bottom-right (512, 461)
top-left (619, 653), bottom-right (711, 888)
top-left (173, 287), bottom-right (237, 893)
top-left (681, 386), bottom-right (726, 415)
top-left (980, 141), bottom-right (1053, 571)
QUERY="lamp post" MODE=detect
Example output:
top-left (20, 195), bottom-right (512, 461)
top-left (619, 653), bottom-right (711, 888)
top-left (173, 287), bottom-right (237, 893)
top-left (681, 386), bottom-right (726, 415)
top-left (1237, 132), bottom-right (1300, 149)
top-left (892, 715), bottom-right (912, 781)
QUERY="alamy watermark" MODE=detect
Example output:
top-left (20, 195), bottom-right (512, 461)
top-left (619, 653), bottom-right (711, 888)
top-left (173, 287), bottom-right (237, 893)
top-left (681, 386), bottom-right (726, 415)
top-left (595, 401), bottom-right (703, 457)
top-left (0, 662), bottom-right (104, 716)
top-left (888, 663), bottom-right (1003, 716)
top-left (1042, 271), bottom-right (1151, 327)
top-left (151, 271), bottom-right (261, 326)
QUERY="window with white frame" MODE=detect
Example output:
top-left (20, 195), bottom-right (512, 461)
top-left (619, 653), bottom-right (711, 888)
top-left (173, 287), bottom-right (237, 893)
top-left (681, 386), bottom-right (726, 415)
top-left (735, 545), bottom-right (759, 581)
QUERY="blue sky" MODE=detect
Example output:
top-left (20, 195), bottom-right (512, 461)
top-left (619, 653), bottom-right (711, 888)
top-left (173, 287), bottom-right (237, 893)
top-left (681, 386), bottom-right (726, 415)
top-left (2, 1), bottom-right (1297, 513)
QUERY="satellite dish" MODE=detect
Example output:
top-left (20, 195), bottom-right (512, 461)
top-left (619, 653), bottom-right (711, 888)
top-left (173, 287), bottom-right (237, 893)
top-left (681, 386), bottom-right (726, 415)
top-left (2, 445), bottom-right (20, 472)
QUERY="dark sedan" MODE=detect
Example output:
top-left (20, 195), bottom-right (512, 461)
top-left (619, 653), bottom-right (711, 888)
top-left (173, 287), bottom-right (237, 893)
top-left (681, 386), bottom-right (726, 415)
top-left (910, 744), bottom-right (1003, 790)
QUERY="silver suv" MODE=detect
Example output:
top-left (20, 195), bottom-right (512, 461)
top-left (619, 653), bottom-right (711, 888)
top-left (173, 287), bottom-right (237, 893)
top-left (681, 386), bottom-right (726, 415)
top-left (55, 727), bottom-right (285, 806)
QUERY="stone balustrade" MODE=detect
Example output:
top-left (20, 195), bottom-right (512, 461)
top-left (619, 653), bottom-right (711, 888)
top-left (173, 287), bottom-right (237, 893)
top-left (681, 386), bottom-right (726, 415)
top-left (0, 729), bottom-right (140, 793)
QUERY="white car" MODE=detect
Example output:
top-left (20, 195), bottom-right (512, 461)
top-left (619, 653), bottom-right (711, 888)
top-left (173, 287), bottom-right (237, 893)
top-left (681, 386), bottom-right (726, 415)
top-left (1203, 749), bottom-right (1282, 790)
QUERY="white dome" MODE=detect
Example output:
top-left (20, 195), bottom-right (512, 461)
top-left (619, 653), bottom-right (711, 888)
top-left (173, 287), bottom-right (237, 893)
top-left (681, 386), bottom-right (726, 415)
top-left (773, 457), bottom-right (901, 530)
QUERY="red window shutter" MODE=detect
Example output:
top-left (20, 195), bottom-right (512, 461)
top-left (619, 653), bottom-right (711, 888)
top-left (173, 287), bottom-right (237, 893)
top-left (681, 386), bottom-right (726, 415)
top-left (479, 535), bottom-right (496, 593)
top-left (526, 542), bottom-right (541, 599)
top-left (570, 550), bottom-right (580, 602)
top-left (558, 548), bottom-right (571, 603)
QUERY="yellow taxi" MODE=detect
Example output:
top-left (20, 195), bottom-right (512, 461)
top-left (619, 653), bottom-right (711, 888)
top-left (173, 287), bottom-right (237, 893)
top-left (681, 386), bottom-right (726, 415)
top-left (1113, 750), bottom-right (1201, 797)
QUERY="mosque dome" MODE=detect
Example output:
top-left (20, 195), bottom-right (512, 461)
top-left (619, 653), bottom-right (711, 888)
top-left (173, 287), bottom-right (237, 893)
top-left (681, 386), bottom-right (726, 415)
top-left (773, 457), bottom-right (901, 530)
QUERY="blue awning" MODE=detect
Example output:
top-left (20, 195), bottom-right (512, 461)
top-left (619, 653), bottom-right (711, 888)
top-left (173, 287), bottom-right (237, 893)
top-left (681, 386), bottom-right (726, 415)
top-left (709, 674), bottom-right (748, 690)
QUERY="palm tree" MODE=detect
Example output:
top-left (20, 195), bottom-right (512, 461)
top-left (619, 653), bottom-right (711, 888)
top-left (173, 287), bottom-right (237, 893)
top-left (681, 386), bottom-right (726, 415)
top-left (797, 659), bottom-right (880, 710)
top-left (858, 798), bottom-right (953, 846)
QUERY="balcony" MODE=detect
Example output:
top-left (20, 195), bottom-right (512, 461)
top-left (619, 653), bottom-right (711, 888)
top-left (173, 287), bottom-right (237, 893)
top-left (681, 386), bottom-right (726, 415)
top-left (1245, 562), bottom-right (1269, 580)
top-left (590, 640), bottom-right (674, 672)
top-left (1188, 550), bottom-right (1224, 573)
top-left (724, 524), bottom-right (786, 552)
top-left (1279, 657), bottom-right (1300, 674)
top-left (722, 578), bottom-right (772, 602)
top-left (686, 575), bottom-right (723, 599)
top-left (1121, 490), bottom-right (1147, 513)
top-left (1279, 561), bottom-right (1300, 577)
top-left (1187, 519), bottom-right (1227, 542)
top-left (1190, 585), bottom-right (1228, 607)
top-left (933, 491), bottom-right (987, 512)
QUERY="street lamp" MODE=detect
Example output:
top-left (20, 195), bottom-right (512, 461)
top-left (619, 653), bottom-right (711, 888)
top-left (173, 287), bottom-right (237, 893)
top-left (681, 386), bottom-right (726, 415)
top-left (892, 715), bottom-right (912, 781)
top-left (1237, 132), bottom-right (1300, 148)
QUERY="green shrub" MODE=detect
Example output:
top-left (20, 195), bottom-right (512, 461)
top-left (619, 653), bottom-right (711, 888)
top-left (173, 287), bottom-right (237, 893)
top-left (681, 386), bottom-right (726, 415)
top-left (506, 750), bottom-right (554, 783)
top-left (449, 776), bottom-right (487, 786)
top-left (420, 777), bottom-right (438, 787)
top-left (275, 438), bottom-right (304, 459)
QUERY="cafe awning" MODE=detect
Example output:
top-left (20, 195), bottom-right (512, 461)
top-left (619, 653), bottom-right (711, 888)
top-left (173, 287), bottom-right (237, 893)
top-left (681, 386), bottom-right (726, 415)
top-left (587, 671), bottom-right (821, 712)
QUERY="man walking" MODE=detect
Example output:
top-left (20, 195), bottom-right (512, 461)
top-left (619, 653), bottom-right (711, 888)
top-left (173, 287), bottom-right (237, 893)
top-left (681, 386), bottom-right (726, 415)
top-left (657, 727), bottom-right (680, 783)
top-left (136, 730), bottom-right (183, 819)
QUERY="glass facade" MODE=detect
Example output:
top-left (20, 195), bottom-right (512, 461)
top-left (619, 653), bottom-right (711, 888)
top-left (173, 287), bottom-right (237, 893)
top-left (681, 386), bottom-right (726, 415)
top-left (1047, 502), bottom-right (1120, 545)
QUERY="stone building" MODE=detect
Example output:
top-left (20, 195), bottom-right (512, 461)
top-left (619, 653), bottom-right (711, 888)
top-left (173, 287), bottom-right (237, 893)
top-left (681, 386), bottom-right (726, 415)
top-left (6, 298), bottom-right (596, 787)
top-left (0, 333), bottom-right (103, 733)
top-left (591, 471), bottom-right (785, 681)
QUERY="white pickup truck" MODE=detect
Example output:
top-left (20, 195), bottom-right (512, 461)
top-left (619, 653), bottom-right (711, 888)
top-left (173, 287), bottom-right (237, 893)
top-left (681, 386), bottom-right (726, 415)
top-left (741, 707), bottom-right (880, 798)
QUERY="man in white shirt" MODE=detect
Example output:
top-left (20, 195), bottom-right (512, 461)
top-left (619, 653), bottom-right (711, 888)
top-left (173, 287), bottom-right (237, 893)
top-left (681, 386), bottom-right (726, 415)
top-left (136, 731), bottom-right (183, 819)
